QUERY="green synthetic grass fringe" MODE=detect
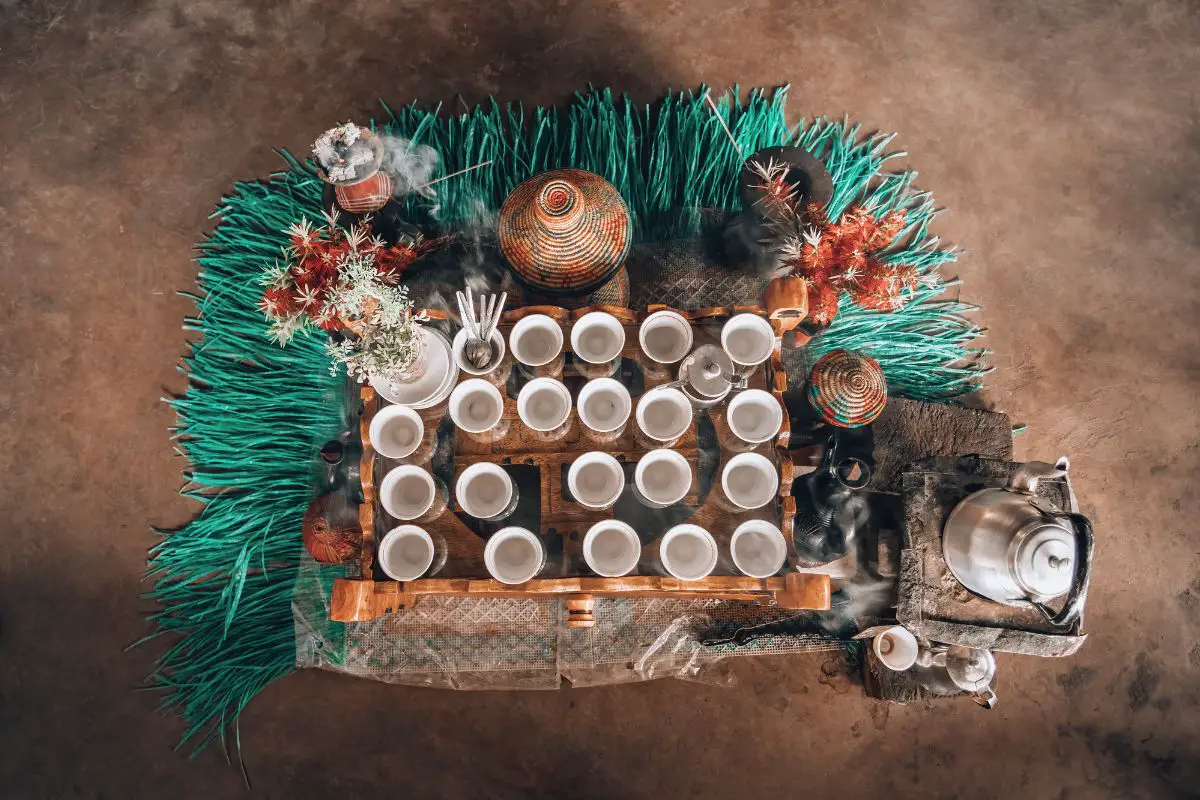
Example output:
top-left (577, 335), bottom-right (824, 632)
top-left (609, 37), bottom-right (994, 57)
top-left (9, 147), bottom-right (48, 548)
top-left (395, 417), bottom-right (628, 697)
top-left (144, 168), bottom-right (348, 755)
top-left (148, 86), bottom-right (985, 757)
top-left (365, 85), bottom-right (985, 400)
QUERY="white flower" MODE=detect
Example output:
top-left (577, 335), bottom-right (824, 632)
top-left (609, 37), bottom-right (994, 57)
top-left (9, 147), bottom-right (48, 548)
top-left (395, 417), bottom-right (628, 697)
top-left (295, 284), bottom-right (321, 308)
top-left (286, 219), bottom-right (316, 247)
top-left (343, 224), bottom-right (369, 252)
top-left (259, 261), bottom-right (290, 289)
top-left (268, 313), bottom-right (305, 345)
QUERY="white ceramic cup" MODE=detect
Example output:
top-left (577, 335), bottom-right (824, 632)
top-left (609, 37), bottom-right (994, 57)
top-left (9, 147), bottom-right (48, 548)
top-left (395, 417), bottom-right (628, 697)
top-left (449, 378), bottom-right (505, 434)
top-left (636, 387), bottom-right (693, 443)
top-left (634, 449), bottom-right (692, 508)
top-left (721, 452), bottom-right (780, 510)
top-left (368, 404), bottom-right (425, 459)
top-left (455, 462), bottom-right (516, 520)
top-left (516, 378), bottom-right (572, 432)
top-left (452, 327), bottom-right (506, 376)
top-left (571, 311), bottom-right (626, 364)
top-left (377, 525), bottom-right (436, 581)
top-left (567, 452), bottom-right (626, 510)
top-left (484, 527), bottom-right (545, 585)
top-left (721, 313), bottom-right (775, 368)
top-left (638, 310), bottom-right (693, 364)
top-left (379, 465), bottom-right (439, 521)
top-left (583, 520), bottom-right (642, 577)
top-left (874, 625), bottom-right (919, 671)
top-left (659, 524), bottom-right (718, 581)
top-left (730, 519), bottom-right (787, 578)
top-left (726, 389), bottom-right (784, 445)
top-left (577, 378), bottom-right (631, 434)
top-left (509, 314), bottom-right (564, 368)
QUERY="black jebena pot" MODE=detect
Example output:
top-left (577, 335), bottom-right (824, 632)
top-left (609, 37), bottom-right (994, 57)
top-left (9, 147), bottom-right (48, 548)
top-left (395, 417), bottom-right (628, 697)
top-left (723, 145), bottom-right (835, 269)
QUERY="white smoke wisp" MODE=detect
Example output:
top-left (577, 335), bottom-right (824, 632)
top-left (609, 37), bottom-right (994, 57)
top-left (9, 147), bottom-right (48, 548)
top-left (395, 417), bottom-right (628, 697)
top-left (453, 198), bottom-right (499, 266)
top-left (378, 135), bottom-right (441, 203)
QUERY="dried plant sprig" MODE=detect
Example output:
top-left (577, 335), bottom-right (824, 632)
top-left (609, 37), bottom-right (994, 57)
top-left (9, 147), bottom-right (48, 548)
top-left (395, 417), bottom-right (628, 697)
top-left (257, 216), bottom-right (447, 382)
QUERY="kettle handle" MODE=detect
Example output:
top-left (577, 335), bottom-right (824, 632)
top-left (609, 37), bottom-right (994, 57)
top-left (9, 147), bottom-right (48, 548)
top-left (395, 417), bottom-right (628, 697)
top-left (1032, 511), bottom-right (1094, 631)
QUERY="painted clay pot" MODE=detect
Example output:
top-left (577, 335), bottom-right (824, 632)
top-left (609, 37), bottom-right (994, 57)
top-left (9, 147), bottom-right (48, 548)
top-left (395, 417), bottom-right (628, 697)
top-left (334, 171), bottom-right (394, 214)
top-left (302, 494), bottom-right (363, 564)
top-left (499, 169), bottom-right (632, 298)
top-left (806, 349), bottom-right (888, 428)
top-left (320, 126), bottom-right (392, 214)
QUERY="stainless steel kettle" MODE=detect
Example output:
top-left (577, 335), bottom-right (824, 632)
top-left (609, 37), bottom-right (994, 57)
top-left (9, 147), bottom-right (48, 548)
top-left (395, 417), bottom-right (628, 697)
top-left (942, 457), bottom-right (1094, 629)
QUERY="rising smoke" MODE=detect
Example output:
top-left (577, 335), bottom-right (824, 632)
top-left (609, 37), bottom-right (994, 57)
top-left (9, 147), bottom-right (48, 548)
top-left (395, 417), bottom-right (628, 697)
top-left (378, 134), bottom-right (441, 203)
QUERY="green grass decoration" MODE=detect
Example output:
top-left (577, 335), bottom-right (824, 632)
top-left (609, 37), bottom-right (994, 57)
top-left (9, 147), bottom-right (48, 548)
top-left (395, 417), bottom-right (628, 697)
top-left (147, 86), bottom-right (985, 756)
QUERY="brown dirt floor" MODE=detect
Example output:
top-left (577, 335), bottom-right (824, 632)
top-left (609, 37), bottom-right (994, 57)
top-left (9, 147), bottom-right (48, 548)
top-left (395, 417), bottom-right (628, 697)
top-left (0, 1), bottom-right (1197, 797)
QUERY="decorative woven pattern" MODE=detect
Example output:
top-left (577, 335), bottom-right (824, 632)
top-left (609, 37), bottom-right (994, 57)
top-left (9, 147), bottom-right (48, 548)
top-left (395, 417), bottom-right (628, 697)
top-left (584, 266), bottom-right (629, 307)
top-left (499, 169), bottom-right (632, 294)
top-left (807, 349), bottom-right (888, 427)
top-left (334, 171), bottom-right (393, 213)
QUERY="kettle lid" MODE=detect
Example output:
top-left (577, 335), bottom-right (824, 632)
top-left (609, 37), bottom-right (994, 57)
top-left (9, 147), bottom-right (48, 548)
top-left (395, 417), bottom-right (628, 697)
top-left (1012, 522), bottom-right (1075, 599)
top-left (945, 645), bottom-right (996, 691)
top-left (679, 344), bottom-right (735, 398)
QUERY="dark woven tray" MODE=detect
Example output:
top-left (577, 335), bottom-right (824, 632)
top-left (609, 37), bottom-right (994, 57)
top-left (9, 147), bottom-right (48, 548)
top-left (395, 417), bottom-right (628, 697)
top-left (897, 455), bottom-right (1088, 657)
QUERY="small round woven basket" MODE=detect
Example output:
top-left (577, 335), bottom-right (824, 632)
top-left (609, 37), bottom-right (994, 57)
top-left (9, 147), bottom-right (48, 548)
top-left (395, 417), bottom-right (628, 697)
top-left (499, 169), bottom-right (632, 297)
top-left (806, 349), bottom-right (888, 428)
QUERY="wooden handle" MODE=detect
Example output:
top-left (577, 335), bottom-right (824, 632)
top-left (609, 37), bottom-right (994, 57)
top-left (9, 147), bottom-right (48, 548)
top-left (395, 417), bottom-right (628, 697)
top-left (762, 276), bottom-right (809, 334)
top-left (565, 594), bottom-right (596, 628)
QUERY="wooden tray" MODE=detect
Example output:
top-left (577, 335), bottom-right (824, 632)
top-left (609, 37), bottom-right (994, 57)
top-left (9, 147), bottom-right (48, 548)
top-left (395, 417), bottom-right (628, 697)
top-left (331, 297), bottom-right (832, 625)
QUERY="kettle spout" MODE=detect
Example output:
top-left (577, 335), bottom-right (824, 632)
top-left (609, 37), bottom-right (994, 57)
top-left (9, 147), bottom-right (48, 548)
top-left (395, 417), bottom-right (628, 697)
top-left (1008, 457), bottom-right (1070, 494)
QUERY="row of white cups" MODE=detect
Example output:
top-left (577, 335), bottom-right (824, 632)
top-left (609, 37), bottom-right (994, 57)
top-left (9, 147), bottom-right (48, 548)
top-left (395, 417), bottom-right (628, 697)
top-left (462, 308), bottom-right (777, 376)
top-left (365, 308), bottom-right (788, 588)
top-left (375, 517), bottom-right (788, 587)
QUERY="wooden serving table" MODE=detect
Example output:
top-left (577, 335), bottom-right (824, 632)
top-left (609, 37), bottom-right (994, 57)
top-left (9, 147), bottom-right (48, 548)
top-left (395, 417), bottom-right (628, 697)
top-left (331, 293), bottom-right (832, 626)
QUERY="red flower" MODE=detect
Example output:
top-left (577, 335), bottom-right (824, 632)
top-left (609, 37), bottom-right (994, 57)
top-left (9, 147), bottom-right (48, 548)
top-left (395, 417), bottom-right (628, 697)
top-left (259, 287), bottom-right (301, 318)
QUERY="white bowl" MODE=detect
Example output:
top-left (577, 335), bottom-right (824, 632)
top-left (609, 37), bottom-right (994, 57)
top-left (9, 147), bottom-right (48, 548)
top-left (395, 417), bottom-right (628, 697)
top-left (509, 314), bottom-right (564, 367)
top-left (571, 311), bottom-right (626, 364)
top-left (726, 389), bottom-right (784, 445)
top-left (583, 520), bottom-right (641, 577)
top-left (638, 310), bottom-right (693, 364)
top-left (567, 452), bottom-right (626, 510)
top-left (634, 449), bottom-right (692, 507)
top-left (636, 387), bottom-right (693, 442)
top-left (377, 525), bottom-right (436, 581)
top-left (455, 462), bottom-right (516, 520)
top-left (368, 404), bottom-right (424, 459)
top-left (516, 378), bottom-right (572, 432)
top-left (378, 465), bottom-right (437, 521)
top-left (577, 378), bottom-right (631, 433)
top-left (484, 527), bottom-right (545, 585)
top-left (659, 524), bottom-right (718, 581)
top-left (452, 327), bottom-right (506, 376)
top-left (730, 519), bottom-right (787, 578)
top-left (720, 452), bottom-right (779, 510)
top-left (448, 378), bottom-right (505, 434)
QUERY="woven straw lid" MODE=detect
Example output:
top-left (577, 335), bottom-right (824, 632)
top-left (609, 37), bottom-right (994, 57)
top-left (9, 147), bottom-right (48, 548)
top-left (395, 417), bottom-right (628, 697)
top-left (807, 349), bottom-right (888, 428)
top-left (499, 169), bottom-right (632, 295)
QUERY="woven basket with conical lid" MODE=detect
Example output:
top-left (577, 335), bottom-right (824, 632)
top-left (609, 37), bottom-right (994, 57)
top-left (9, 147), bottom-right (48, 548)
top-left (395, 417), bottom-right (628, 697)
top-left (807, 349), bottom-right (888, 428)
top-left (499, 169), bottom-right (632, 296)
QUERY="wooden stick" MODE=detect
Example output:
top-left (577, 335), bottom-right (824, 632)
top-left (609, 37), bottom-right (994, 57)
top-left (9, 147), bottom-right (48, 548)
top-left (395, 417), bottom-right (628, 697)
top-left (418, 160), bottom-right (495, 190)
top-left (704, 92), bottom-right (743, 160)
